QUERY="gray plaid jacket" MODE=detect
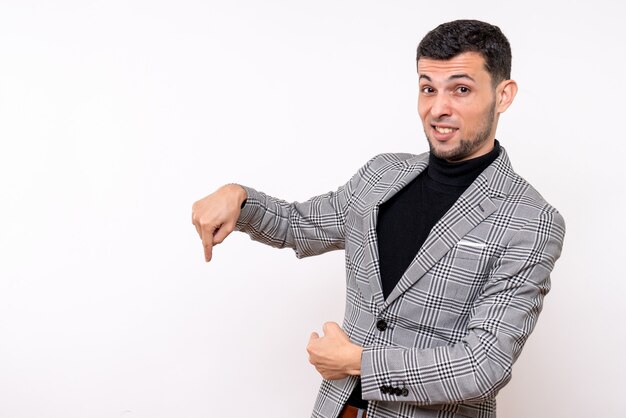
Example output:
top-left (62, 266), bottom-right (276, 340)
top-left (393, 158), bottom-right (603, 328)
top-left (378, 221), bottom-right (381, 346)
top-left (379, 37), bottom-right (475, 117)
top-left (235, 148), bottom-right (565, 418)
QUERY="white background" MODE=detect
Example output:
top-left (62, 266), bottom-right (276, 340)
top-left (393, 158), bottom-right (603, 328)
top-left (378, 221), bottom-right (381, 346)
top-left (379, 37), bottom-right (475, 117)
top-left (0, 1), bottom-right (624, 417)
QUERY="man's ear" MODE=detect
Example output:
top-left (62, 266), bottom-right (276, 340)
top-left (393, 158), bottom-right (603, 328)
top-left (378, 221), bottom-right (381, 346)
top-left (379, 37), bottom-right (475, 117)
top-left (495, 79), bottom-right (518, 114)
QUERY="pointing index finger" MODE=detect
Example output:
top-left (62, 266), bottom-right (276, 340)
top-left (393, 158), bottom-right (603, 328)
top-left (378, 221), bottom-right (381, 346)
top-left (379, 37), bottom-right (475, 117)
top-left (201, 224), bottom-right (218, 262)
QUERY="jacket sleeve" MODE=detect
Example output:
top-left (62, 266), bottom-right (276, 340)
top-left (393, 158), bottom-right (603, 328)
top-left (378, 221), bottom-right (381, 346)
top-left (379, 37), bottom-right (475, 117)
top-left (360, 209), bottom-right (566, 405)
top-left (234, 156), bottom-right (379, 258)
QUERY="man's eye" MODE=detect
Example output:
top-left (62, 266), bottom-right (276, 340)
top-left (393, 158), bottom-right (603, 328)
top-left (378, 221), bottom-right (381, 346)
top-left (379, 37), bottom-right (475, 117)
top-left (421, 86), bottom-right (435, 94)
top-left (456, 86), bottom-right (470, 94)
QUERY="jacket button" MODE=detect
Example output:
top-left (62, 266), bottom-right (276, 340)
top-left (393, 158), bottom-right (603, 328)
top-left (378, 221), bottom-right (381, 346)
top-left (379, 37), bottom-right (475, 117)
top-left (376, 319), bottom-right (387, 331)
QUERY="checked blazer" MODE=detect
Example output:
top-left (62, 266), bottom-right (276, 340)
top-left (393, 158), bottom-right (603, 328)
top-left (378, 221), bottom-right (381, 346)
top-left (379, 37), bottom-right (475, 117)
top-left (235, 147), bottom-right (565, 418)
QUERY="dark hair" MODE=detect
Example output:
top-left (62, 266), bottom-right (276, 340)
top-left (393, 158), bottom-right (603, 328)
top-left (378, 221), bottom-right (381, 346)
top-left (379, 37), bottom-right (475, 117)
top-left (416, 20), bottom-right (512, 85)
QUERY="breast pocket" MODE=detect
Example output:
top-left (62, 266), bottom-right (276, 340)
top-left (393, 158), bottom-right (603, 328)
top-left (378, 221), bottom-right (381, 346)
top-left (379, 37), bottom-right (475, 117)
top-left (429, 248), bottom-right (494, 310)
top-left (450, 239), bottom-right (489, 259)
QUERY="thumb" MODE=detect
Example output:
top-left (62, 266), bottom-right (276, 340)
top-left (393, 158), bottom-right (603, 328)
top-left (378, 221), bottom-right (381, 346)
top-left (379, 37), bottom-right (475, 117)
top-left (323, 321), bottom-right (340, 335)
top-left (212, 221), bottom-right (234, 245)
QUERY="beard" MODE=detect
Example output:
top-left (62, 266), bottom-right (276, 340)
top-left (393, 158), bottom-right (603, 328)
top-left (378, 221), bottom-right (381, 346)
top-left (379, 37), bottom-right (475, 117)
top-left (425, 101), bottom-right (496, 162)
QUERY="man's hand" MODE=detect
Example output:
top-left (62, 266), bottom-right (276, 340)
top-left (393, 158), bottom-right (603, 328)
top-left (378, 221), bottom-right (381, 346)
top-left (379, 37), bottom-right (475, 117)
top-left (307, 322), bottom-right (363, 380)
top-left (191, 184), bottom-right (247, 262)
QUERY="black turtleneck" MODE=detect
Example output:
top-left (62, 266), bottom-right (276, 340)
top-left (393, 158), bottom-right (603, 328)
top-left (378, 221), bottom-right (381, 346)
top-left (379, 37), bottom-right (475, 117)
top-left (346, 141), bottom-right (501, 410)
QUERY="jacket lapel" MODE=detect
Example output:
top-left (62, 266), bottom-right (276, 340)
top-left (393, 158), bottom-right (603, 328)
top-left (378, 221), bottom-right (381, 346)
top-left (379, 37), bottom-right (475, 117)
top-left (358, 155), bottom-right (429, 313)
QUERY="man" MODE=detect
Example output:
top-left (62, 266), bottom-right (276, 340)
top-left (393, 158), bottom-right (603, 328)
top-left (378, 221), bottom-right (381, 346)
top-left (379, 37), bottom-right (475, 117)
top-left (192, 20), bottom-right (565, 418)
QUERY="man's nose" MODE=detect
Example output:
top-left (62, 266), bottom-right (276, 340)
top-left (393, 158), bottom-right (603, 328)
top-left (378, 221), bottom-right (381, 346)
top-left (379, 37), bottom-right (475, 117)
top-left (430, 94), bottom-right (452, 118)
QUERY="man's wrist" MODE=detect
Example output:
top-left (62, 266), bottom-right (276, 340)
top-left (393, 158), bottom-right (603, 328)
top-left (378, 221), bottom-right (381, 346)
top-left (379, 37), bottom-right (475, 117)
top-left (347, 344), bottom-right (363, 376)
top-left (222, 183), bottom-right (248, 208)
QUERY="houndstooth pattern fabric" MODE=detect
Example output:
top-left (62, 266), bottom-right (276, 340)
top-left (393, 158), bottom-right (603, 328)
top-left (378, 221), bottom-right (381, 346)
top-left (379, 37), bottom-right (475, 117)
top-left (235, 147), bottom-right (565, 418)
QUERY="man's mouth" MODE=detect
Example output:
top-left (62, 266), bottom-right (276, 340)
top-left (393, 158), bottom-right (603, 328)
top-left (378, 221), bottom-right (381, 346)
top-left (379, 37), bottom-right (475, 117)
top-left (433, 126), bottom-right (457, 134)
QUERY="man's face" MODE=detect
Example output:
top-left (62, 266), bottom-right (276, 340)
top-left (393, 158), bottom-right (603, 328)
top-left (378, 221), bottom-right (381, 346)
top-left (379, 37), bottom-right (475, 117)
top-left (417, 52), bottom-right (499, 162)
